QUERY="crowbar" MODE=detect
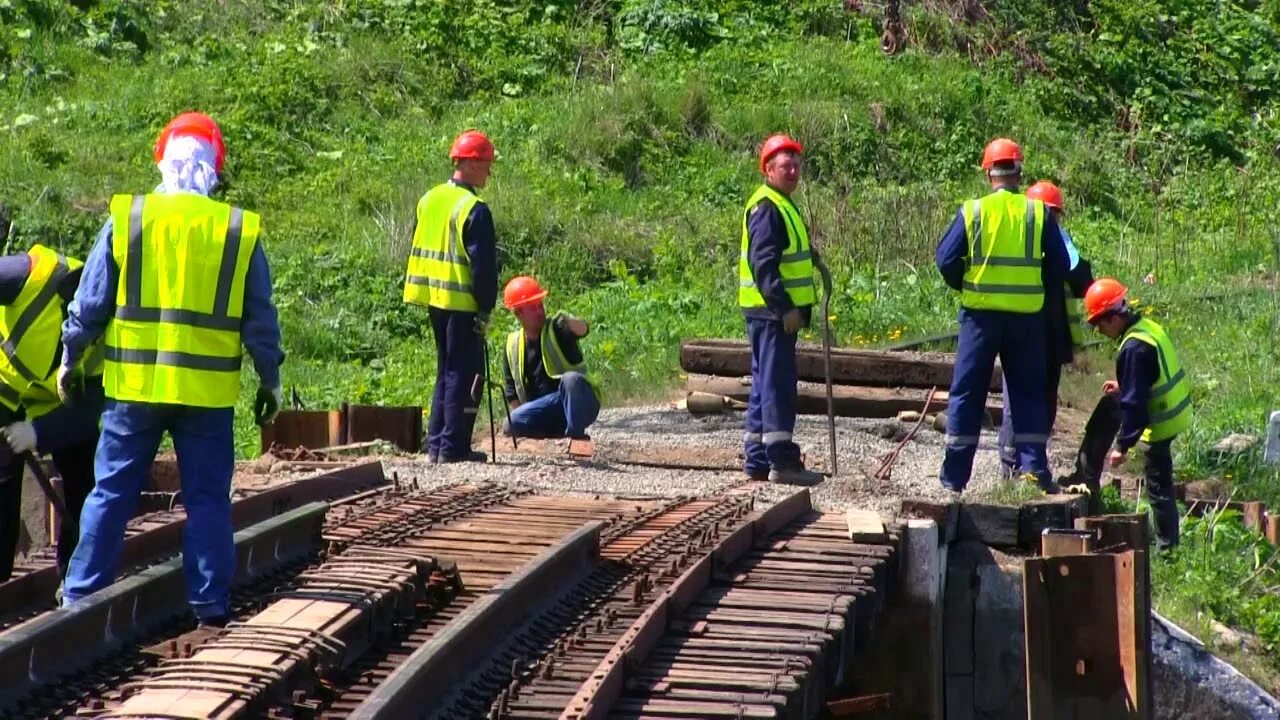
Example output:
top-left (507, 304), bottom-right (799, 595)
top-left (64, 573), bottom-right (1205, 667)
top-left (814, 255), bottom-right (838, 476)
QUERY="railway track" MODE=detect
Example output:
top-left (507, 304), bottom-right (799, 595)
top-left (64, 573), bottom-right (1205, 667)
top-left (0, 471), bottom-right (900, 720)
top-left (0, 462), bottom-right (387, 632)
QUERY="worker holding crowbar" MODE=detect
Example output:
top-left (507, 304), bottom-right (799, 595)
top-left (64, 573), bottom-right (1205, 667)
top-left (737, 134), bottom-right (824, 485)
top-left (0, 245), bottom-right (103, 584)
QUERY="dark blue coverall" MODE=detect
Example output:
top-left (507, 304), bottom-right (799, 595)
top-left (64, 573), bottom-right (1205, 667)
top-left (421, 179), bottom-right (498, 462)
top-left (742, 196), bottom-right (812, 477)
top-left (935, 188), bottom-right (1070, 491)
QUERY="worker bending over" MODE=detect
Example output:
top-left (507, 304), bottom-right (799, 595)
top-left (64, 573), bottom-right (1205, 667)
top-left (935, 139), bottom-right (1070, 495)
top-left (997, 181), bottom-right (1095, 478)
top-left (500, 276), bottom-right (599, 439)
top-left (0, 246), bottom-right (102, 582)
top-left (738, 135), bottom-right (823, 485)
top-left (404, 130), bottom-right (498, 463)
top-left (1082, 278), bottom-right (1190, 549)
top-left (60, 112), bottom-right (285, 627)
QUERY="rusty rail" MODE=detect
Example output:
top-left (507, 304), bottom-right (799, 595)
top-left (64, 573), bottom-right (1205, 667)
top-left (0, 461), bottom-right (386, 630)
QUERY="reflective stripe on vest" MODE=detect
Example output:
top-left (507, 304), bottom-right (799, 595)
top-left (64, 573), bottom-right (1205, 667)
top-left (1121, 317), bottom-right (1192, 443)
top-left (403, 183), bottom-right (480, 311)
top-left (738, 185), bottom-right (816, 309)
top-left (960, 191), bottom-right (1045, 313)
top-left (505, 313), bottom-right (597, 404)
top-left (105, 193), bottom-right (258, 408)
top-left (1066, 292), bottom-right (1085, 346)
top-left (0, 245), bottom-right (86, 417)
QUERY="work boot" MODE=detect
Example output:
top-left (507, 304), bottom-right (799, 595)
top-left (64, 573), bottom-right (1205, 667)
top-left (439, 450), bottom-right (488, 464)
top-left (768, 466), bottom-right (825, 486)
top-left (197, 614), bottom-right (229, 629)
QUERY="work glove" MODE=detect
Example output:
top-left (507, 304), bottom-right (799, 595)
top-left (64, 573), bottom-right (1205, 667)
top-left (474, 312), bottom-right (490, 336)
top-left (1, 421), bottom-right (37, 455)
top-left (56, 363), bottom-right (79, 404)
top-left (782, 308), bottom-right (804, 335)
top-left (254, 386), bottom-right (283, 426)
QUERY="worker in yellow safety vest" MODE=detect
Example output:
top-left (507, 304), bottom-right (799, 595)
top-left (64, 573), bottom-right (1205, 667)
top-left (1082, 277), bottom-right (1190, 549)
top-left (403, 130), bottom-right (499, 463)
top-left (995, 180), bottom-right (1096, 479)
top-left (934, 138), bottom-right (1071, 496)
top-left (58, 112), bottom-right (285, 626)
top-left (0, 246), bottom-right (102, 584)
top-left (738, 134), bottom-right (823, 485)
top-left (500, 276), bottom-right (600, 439)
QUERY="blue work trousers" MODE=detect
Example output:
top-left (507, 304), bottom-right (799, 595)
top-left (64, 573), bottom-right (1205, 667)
top-left (508, 372), bottom-right (600, 439)
top-left (941, 309), bottom-right (1050, 491)
top-left (62, 401), bottom-right (235, 620)
top-left (743, 316), bottom-right (803, 476)
top-left (427, 306), bottom-right (482, 460)
top-left (998, 360), bottom-right (1062, 476)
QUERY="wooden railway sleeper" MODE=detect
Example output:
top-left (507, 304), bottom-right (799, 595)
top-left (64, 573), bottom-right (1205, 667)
top-left (146, 659), bottom-right (288, 684)
top-left (222, 622), bottom-right (347, 660)
top-left (118, 676), bottom-right (266, 702)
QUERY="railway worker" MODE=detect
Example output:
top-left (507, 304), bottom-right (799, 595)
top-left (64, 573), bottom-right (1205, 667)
top-left (1083, 278), bottom-right (1190, 549)
top-left (403, 130), bottom-right (498, 463)
top-left (499, 276), bottom-right (600, 440)
top-left (935, 138), bottom-right (1070, 496)
top-left (996, 180), bottom-right (1096, 479)
top-left (0, 246), bottom-right (103, 583)
top-left (738, 134), bottom-right (823, 485)
top-left (59, 111), bottom-right (285, 627)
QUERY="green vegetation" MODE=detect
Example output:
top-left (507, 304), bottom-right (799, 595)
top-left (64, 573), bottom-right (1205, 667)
top-left (4, 0), bottom-right (1280, 684)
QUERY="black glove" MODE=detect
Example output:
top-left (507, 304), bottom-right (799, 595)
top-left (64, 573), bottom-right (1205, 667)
top-left (474, 312), bottom-right (490, 336)
top-left (254, 386), bottom-right (282, 426)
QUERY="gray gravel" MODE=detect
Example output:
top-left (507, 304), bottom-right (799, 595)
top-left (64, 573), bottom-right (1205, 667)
top-left (381, 404), bottom-right (1078, 519)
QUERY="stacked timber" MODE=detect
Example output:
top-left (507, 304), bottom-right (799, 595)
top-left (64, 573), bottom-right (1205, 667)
top-left (680, 338), bottom-right (1004, 420)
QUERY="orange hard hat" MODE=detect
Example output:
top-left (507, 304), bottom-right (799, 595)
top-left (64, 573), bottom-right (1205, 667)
top-left (503, 275), bottom-right (548, 310)
top-left (450, 130), bottom-right (495, 162)
top-left (154, 112), bottom-right (225, 172)
top-left (981, 138), bottom-right (1023, 171)
top-left (1026, 180), bottom-right (1064, 210)
top-left (759, 134), bottom-right (803, 174)
top-left (1083, 278), bottom-right (1129, 323)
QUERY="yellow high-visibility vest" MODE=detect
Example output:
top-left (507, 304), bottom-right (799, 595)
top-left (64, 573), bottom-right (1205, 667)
top-left (505, 313), bottom-right (599, 403)
top-left (738, 185), bottom-right (816, 309)
top-left (1120, 318), bottom-right (1192, 443)
top-left (960, 190), bottom-right (1046, 313)
top-left (403, 182), bottom-right (481, 312)
top-left (105, 193), bottom-right (258, 407)
top-left (0, 245), bottom-right (99, 419)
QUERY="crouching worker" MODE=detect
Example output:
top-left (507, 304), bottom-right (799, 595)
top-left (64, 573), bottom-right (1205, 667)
top-left (501, 276), bottom-right (599, 440)
top-left (0, 246), bottom-right (103, 583)
top-left (1074, 277), bottom-right (1191, 550)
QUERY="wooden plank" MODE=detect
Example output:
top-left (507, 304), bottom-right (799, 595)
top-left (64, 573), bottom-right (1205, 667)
top-left (956, 503), bottom-right (1020, 548)
top-left (845, 509), bottom-right (886, 543)
top-left (827, 693), bottom-right (892, 715)
top-left (681, 338), bottom-right (1003, 390)
top-left (1018, 495), bottom-right (1088, 550)
top-left (1040, 529), bottom-right (1097, 557)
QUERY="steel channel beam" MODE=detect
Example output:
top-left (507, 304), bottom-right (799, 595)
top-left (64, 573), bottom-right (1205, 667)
top-left (560, 488), bottom-right (814, 720)
top-left (0, 501), bottom-right (329, 712)
top-left (0, 461), bottom-right (385, 620)
top-left (347, 520), bottom-right (605, 720)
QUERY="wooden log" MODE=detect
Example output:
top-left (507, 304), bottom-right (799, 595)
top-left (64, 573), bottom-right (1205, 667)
top-left (956, 503), bottom-right (1021, 547)
top-left (686, 374), bottom-right (1004, 422)
top-left (681, 338), bottom-right (1002, 390)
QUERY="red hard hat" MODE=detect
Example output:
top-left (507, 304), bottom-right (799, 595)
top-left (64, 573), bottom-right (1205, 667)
top-left (759, 134), bottom-right (803, 174)
top-left (1083, 278), bottom-right (1129, 323)
top-left (154, 112), bottom-right (226, 172)
top-left (503, 275), bottom-right (548, 310)
top-left (1026, 180), bottom-right (1064, 210)
top-left (450, 130), bottom-right (495, 162)
top-left (981, 138), bottom-right (1023, 170)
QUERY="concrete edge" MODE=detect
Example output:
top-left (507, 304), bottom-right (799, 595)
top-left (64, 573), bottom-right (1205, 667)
top-left (349, 520), bottom-right (605, 720)
top-left (1152, 611), bottom-right (1280, 719)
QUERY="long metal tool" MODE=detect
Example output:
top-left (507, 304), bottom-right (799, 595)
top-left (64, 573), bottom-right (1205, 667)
top-left (815, 255), bottom-right (838, 476)
top-left (483, 338), bottom-right (498, 463)
top-left (22, 452), bottom-right (68, 527)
